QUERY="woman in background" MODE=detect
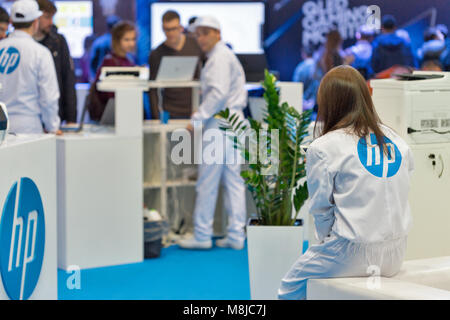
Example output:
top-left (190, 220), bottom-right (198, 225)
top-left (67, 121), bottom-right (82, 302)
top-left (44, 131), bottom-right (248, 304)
top-left (89, 21), bottom-right (136, 121)
top-left (278, 65), bottom-right (414, 300)
top-left (317, 29), bottom-right (354, 74)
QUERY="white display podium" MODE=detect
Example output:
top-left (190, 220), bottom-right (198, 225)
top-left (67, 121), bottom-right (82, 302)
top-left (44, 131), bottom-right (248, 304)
top-left (57, 80), bottom-right (146, 270)
top-left (0, 135), bottom-right (57, 300)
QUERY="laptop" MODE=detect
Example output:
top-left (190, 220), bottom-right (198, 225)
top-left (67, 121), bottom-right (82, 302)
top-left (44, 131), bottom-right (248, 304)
top-left (60, 96), bottom-right (90, 133)
top-left (156, 56), bottom-right (198, 82)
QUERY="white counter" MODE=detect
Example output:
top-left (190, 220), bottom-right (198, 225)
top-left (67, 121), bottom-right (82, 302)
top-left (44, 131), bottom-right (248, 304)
top-left (57, 129), bottom-right (143, 270)
top-left (0, 134), bottom-right (57, 300)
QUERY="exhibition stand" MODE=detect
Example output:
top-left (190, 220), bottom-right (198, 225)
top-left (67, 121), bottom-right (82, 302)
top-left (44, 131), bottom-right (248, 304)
top-left (0, 135), bottom-right (57, 300)
top-left (57, 81), bottom-right (146, 270)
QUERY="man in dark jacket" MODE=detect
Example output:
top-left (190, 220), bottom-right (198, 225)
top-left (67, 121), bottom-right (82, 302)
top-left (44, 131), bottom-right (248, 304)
top-left (149, 10), bottom-right (204, 119)
top-left (34, 0), bottom-right (77, 124)
top-left (371, 15), bottom-right (417, 74)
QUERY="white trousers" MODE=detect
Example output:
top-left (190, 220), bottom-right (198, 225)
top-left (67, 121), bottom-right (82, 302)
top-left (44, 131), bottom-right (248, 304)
top-left (278, 232), bottom-right (408, 300)
top-left (193, 118), bottom-right (247, 243)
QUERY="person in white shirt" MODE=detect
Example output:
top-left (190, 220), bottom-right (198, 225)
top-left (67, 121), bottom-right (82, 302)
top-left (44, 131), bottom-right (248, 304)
top-left (179, 16), bottom-right (248, 250)
top-left (0, 0), bottom-right (61, 134)
top-left (344, 25), bottom-right (375, 79)
top-left (278, 65), bottom-right (414, 300)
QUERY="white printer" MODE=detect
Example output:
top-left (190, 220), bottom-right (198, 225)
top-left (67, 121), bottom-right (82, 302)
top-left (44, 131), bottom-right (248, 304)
top-left (372, 72), bottom-right (450, 260)
top-left (371, 71), bottom-right (450, 145)
top-left (99, 66), bottom-right (149, 83)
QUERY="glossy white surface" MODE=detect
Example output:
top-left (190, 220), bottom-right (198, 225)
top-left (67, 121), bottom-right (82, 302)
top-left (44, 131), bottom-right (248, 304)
top-left (308, 256), bottom-right (450, 300)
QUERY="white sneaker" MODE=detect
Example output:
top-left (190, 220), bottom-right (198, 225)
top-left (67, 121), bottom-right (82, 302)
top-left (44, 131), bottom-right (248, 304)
top-left (178, 237), bottom-right (212, 250)
top-left (215, 238), bottom-right (245, 250)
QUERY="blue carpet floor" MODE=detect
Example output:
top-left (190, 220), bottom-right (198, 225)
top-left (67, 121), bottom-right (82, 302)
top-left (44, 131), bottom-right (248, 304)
top-left (58, 244), bottom-right (251, 300)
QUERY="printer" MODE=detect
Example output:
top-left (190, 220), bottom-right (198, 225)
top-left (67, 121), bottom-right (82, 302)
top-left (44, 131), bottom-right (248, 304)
top-left (372, 71), bottom-right (450, 260)
top-left (99, 66), bottom-right (149, 84)
top-left (371, 71), bottom-right (450, 145)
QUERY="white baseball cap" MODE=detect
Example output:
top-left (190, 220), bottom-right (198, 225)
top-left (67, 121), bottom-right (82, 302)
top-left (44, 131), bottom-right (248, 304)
top-left (11, 0), bottom-right (43, 23)
top-left (194, 16), bottom-right (221, 31)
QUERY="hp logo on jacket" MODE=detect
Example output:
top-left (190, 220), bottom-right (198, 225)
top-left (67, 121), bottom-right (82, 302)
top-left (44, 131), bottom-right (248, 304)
top-left (357, 133), bottom-right (402, 178)
top-left (0, 47), bottom-right (20, 75)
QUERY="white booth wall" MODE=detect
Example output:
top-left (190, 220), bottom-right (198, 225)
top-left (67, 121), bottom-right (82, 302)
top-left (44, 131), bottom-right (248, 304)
top-left (0, 135), bottom-right (57, 300)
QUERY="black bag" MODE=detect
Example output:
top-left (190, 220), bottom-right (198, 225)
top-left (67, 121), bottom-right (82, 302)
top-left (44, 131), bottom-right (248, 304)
top-left (144, 220), bottom-right (168, 259)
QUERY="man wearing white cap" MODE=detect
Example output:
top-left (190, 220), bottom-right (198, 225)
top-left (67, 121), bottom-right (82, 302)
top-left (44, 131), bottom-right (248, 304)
top-left (0, 0), bottom-right (61, 134)
top-left (179, 16), bottom-right (248, 250)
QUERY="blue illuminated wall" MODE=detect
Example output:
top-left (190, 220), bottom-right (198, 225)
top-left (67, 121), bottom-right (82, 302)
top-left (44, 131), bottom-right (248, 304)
top-left (136, 0), bottom-right (155, 66)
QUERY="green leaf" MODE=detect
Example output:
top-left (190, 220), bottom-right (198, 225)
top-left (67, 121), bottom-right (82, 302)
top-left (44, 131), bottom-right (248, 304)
top-left (214, 71), bottom-right (311, 225)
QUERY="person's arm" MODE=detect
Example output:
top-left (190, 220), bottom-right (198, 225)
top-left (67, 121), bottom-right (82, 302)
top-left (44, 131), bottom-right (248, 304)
top-left (59, 34), bottom-right (77, 123)
top-left (292, 63), bottom-right (303, 82)
top-left (191, 57), bottom-right (231, 123)
top-left (149, 50), bottom-right (160, 119)
top-left (38, 49), bottom-right (61, 133)
top-left (370, 46), bottom-right (380, 74)
top-left (89, 41), bottom-right (100, 81)
top-left (404, 43), bottom-right (418, 68)
top-left (306, 144), bottom-right (336, 242)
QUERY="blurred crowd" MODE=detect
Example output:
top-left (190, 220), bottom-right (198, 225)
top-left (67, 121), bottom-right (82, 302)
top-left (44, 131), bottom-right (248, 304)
top-left (293, 15), bottom-right (450, 112)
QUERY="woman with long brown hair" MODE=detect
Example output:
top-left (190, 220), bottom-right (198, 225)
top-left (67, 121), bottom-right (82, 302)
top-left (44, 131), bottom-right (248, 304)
top-left (319, 29), bottom-right (344, 73)
top-left (89, 21), bottom-right (137, 121)
top-left (278, 65), bottom-right (414, 300)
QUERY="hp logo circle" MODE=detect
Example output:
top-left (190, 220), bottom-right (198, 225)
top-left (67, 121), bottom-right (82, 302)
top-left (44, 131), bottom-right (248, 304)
top-left (0, 178), bottom-right (45, 300)
top-left (0, 47), bottom-right (20, 75)
top-left (357, 133), bottom-right (402, 178)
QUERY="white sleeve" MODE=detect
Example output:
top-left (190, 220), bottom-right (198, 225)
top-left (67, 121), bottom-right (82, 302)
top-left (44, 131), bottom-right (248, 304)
top-left (306, 145), bottom-right (336, 242)
top-left (191, 56), bottom-right (231, 123)
top-left (38, 49), bottom-right (61, 133)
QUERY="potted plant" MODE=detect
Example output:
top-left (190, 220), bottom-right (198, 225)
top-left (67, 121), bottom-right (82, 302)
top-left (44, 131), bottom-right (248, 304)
top-left (216, 70), bottom-right (312, 300)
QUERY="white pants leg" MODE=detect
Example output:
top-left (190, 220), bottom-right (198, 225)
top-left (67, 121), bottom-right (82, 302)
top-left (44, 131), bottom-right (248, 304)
top-left (193, 118), bottom-right (225, 242)
top-left (278, 233), bottom-right (408, 300)
top-left (193, 116), bottom-right (247, 242)
top-left (193, 163), bottom-right (223, 242)
top-left (222, 162), bottom-right (247, 243)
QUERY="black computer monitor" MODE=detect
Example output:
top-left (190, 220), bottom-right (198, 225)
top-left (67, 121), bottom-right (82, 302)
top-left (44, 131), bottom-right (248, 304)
top-left (237, 54), bottom-right (269, 83)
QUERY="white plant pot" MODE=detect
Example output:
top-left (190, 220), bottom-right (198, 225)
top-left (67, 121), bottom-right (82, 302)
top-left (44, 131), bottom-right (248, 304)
top-left (247, 223), bottom-right (304, 300)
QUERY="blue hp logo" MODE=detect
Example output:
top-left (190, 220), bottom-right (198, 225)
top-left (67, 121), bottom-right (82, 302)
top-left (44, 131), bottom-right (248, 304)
top-left (0, 47), bottom-right (20, 74)
top-left (357, 133), bottom-right (402, 178)
top-left (0, 178), bottom-right (45, 300)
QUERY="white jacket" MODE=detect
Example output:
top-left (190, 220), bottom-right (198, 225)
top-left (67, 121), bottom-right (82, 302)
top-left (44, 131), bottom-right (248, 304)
top-left (192, 41), bottom-right (247, 123)
top-left (0, 30), bottom-right (60, 133)
top-left (306, 125), bottom-right (414, 243)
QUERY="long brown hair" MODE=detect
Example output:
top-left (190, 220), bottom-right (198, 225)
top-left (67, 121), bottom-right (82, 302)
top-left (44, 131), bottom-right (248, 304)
top-left (315, 65), bottom-right (387, 153)
top-left (319, 29), bottom-right (343, 73)
top-left (111, 21), bottom-right (136, 55)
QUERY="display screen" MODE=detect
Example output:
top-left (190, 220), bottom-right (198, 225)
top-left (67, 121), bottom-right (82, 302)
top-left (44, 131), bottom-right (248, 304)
top-left (151, 1), bottom-right (265, 54)
top-left (54, 1), bottom-right (93, 58)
